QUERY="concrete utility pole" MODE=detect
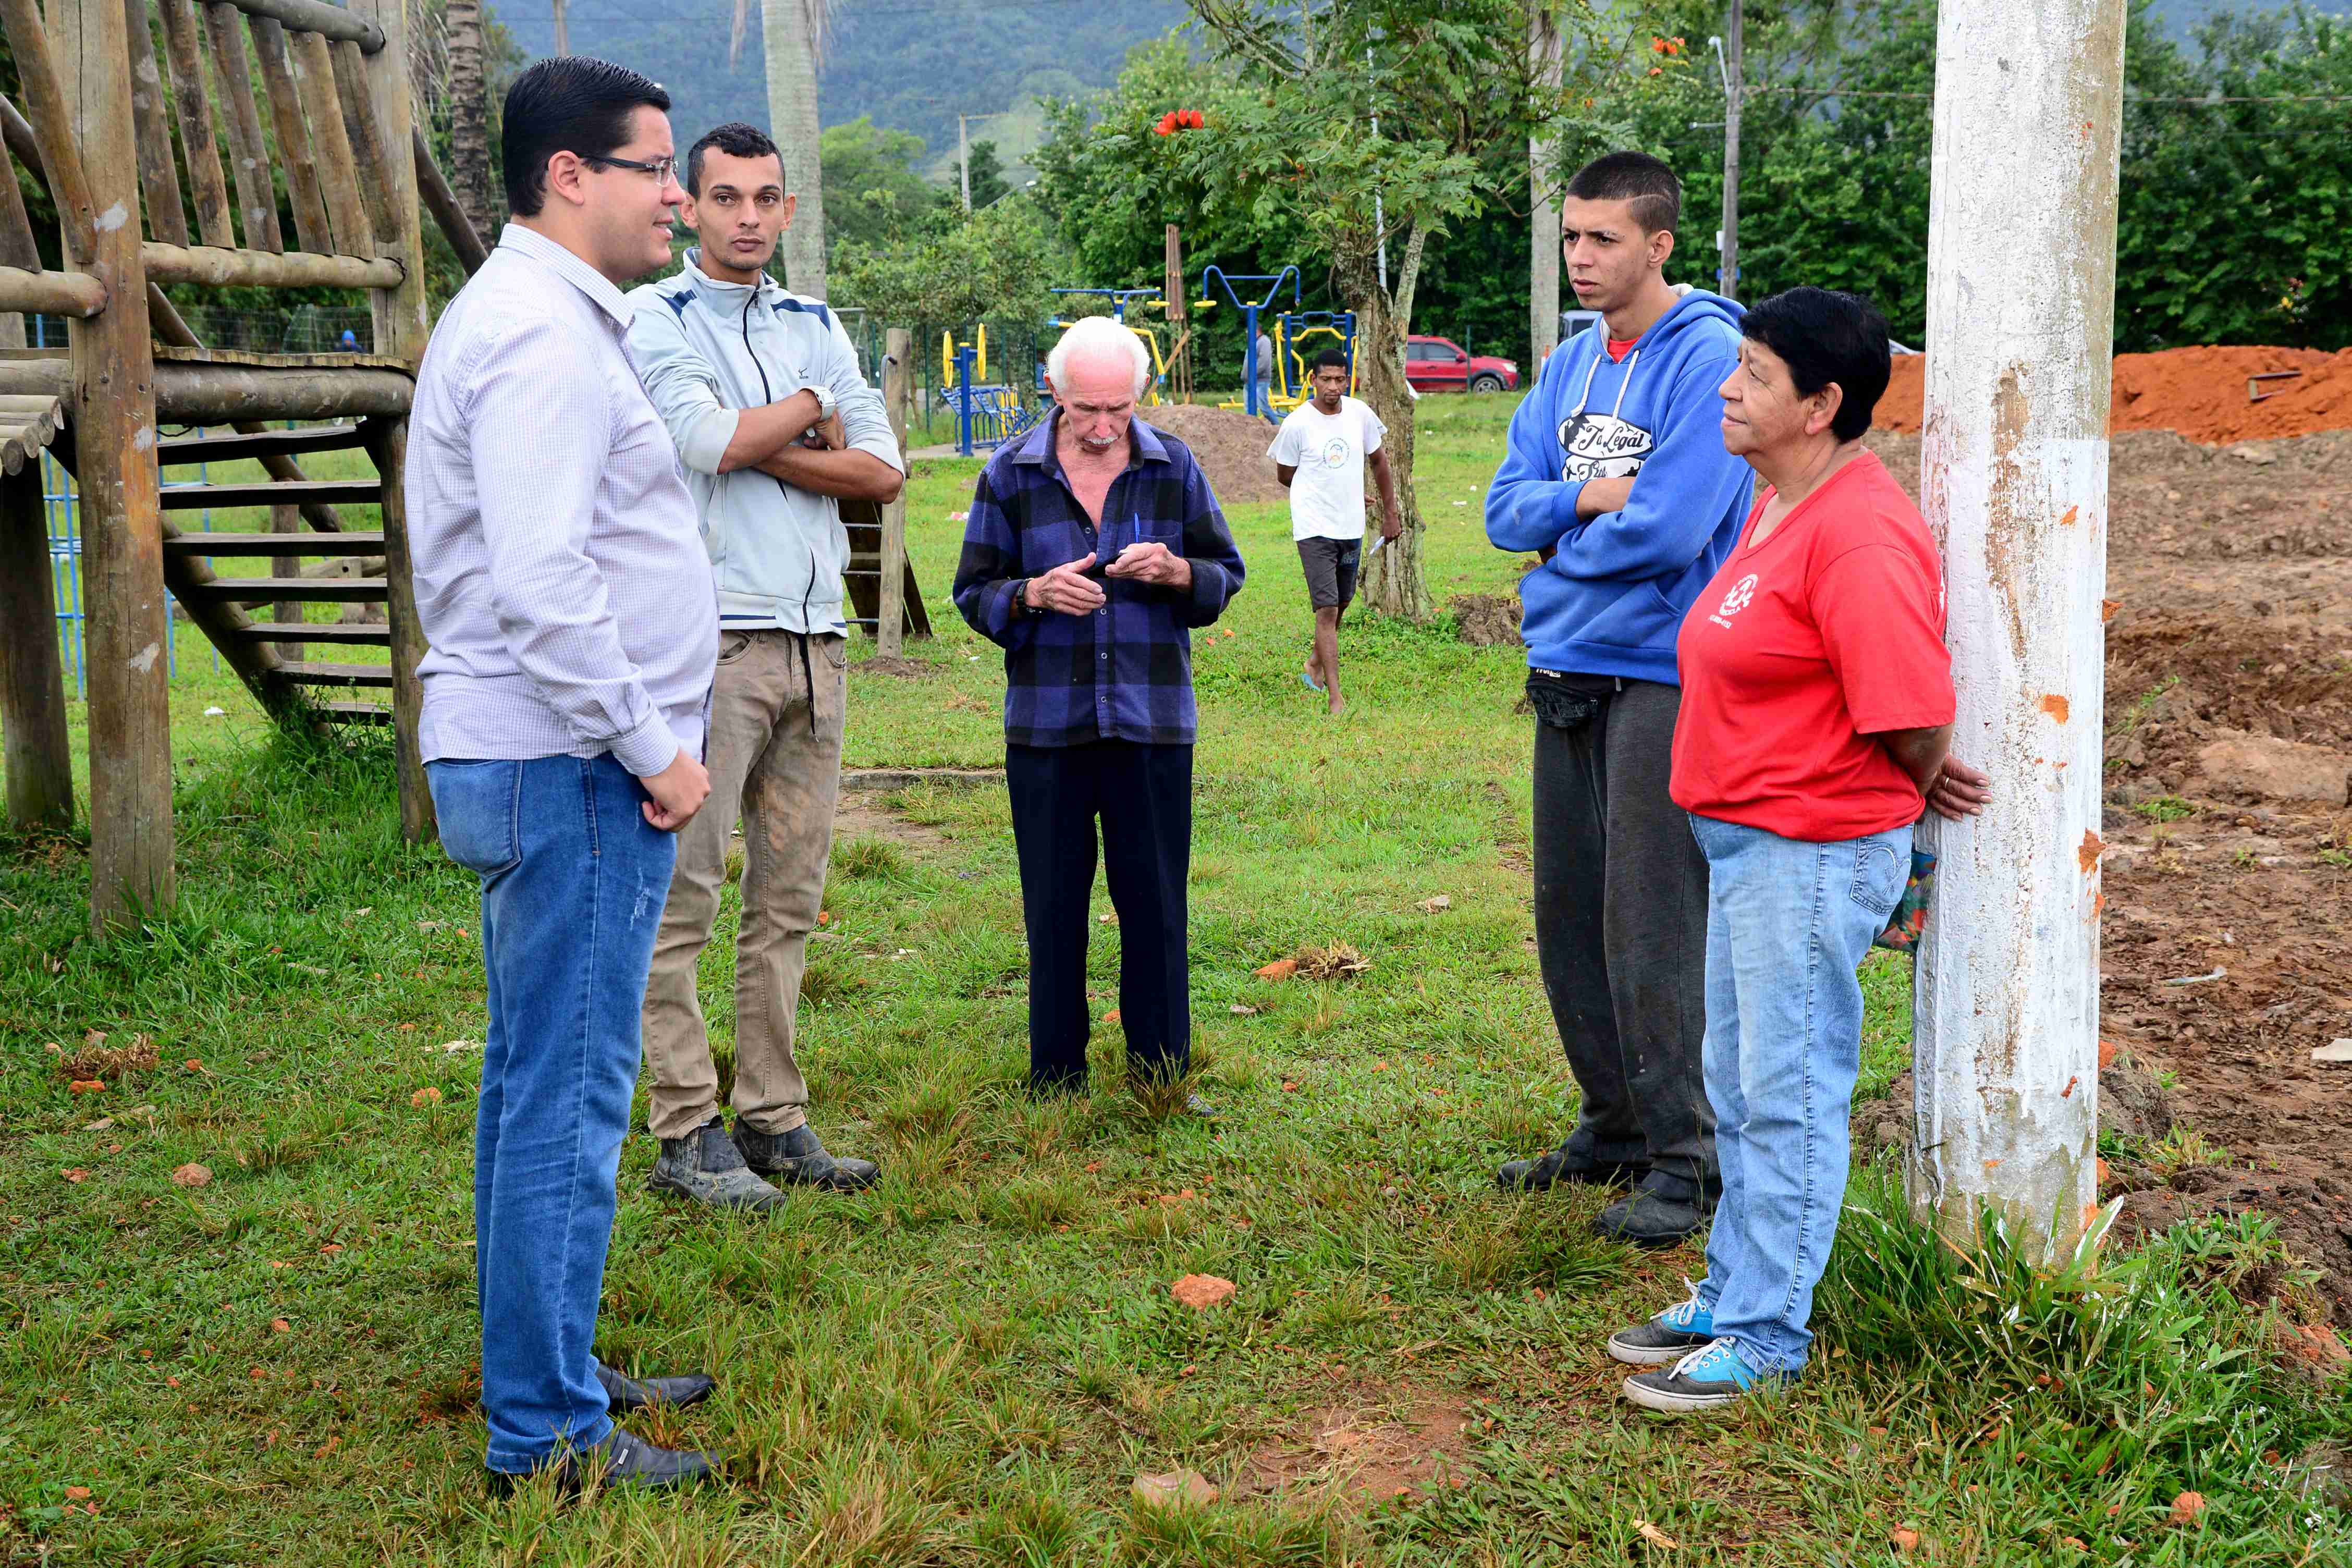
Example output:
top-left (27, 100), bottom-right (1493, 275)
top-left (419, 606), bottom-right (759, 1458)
top-left (959, 113), bottom-right (971, 211)
top-left (1528, 3), bottom-right (1563, 367)
top-left (1910, 0), bottom-right (2126, 1260)
top-left (1717, 1), bottom-right (1741, 298)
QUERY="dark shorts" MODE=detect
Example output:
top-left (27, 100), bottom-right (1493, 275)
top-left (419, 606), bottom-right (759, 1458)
top-left (1296, 536), bottom-right (1361, 610)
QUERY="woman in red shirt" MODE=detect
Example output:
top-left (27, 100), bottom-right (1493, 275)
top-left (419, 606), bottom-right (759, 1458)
top-left (1609, 288), bottom-right (1990, 1412)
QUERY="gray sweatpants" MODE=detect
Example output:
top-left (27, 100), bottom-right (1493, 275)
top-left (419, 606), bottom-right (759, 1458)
top-left (1529, 675), bottom-right (1717, 1199)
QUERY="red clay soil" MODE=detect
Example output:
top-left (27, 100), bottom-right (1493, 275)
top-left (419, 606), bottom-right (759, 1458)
top-left (1875, 345), bottom-right (2352, 446)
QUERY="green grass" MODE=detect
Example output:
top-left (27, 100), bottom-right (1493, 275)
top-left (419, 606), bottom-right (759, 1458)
top-left (3, 395), bottom-right (2345, 1563)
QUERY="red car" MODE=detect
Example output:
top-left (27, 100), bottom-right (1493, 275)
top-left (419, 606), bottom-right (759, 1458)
top-left (1405, 334), bottom-right (1520, 394)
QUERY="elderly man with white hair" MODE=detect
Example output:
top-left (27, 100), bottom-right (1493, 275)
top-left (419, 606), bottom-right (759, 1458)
top-left (952, 315), bottom-right (1247, 1100)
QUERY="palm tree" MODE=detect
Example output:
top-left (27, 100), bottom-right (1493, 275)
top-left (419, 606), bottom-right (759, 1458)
top-left (755, 0), bottom-right (829, 298)
top-left (448, 0), bottom-right (497, 240)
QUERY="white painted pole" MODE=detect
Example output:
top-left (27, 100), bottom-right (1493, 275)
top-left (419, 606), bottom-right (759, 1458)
top-left (1910, 0), bottom-right (2126, 1260)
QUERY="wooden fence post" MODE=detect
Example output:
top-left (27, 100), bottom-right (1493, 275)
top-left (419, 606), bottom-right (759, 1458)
top-left (879, 327), bottom-right (911, 659)
top-left (55, 0), bottom-right (174, 927)
top-left (0, 463), bottom-right (72, 830)
top-left (350, 0), bottom-right (433, 844)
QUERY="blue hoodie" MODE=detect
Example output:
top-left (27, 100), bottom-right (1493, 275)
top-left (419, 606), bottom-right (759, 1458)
top-left (1484, 288), bottom-right (1754, 684)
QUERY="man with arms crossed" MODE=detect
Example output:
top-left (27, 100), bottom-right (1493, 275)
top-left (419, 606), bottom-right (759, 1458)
top-left (1269, 348), bottom-right (1401, 715)
top-left (410, 58), bottom-right (718, 1490)
top-left (629, 123), bottom-right (904, 1210)
top-left (1483, 152), bottom-right (1754, 1247)
top-left (952, 317), bottom-right (1246, 1102)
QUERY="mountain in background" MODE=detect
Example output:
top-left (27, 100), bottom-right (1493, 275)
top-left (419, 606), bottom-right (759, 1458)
top-left (494, 0), bottom-right (1185, 178)
top-left (2146, 0), bottom-right (2334, 33)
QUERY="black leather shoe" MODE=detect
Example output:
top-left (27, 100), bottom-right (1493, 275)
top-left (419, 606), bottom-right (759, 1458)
top-left (733, 1121), bottom-right (880, 1191)
top-left (1497, 1137), bottom-right (1648, 1193)
top-left (487, 1426), bottom-right (717, 1496)
top-left (595, 1362), bottom-right (716, 1414)
top-left (1594, 1186), bottom-right (1709, 1249)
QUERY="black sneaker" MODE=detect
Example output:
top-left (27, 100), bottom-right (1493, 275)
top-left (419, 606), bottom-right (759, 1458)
top-left (594, 1362), bottom-right (717, 1414)
top-left (488, 1426), bottom-right (717, 1495)
top-left (1606, 1281), bottom-right (1716, 1366)
top-left (733, 1121), bottom-right (880, 1192)
top-left (650, 1118), bottom-right (788, 1211)
top-left (1497, 1136), bottom-right (1648, 1193)
top-left (1594, 1185), bottom-right (1708, 1248)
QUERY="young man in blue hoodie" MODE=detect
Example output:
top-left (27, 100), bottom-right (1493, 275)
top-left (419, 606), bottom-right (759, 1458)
top-left (1483, 152), bottom-right (1753, 1247)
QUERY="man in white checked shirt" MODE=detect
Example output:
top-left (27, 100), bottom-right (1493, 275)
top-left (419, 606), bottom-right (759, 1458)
top-left (407, 58), bottom-right (721, 1493)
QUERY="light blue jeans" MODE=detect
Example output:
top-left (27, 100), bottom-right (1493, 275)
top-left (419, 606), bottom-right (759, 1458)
top-left (1689, 812), bottom-right (1912, 1375)
top-left (427, 753), bottom-right (678, 1473)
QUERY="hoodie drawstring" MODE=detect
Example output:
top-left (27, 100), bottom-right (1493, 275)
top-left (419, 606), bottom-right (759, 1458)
top-left (1608, 348), bottom-right (1641, 421)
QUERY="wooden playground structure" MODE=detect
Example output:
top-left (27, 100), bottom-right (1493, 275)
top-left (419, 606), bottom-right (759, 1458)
top-left (0, 0), bottom-right (927, 934)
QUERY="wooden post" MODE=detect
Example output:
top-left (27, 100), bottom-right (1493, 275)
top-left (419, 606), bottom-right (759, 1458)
top-left (153, 0), bottom-right (235, 250)
top-left (878, 326), bottom-right (911, 658)
top-left (248, 17), bottom-right (332, 256)
top-left (361, 415), bottom-right (427, 840)
top-left (124, 0), bottom-right (189, 246)
top-left (351, 0), bottom-right (432, 841)
top-left (326, 38), bottom-right (401, 252)
top-left (1527, 5), bottom-right (1562, 366)
top-left (57, 0), bottom-right (175, 928)
top-left (411, 124), bottom-right (488, 275)
top-left (0, 0), bottom-right (102, 265)
top-left (202, 1), bottom-right (283, 251)
top-left (289, 29), bottom-right (369, 259)
top-left (1910, 0), bottom-right (2125, 1259)
top-left (1163, 225), bottom-right (1190, 405)
top-left (270, 500), bottom-right (302, 663)
top-left (0, 463), bottom-right (72, 830)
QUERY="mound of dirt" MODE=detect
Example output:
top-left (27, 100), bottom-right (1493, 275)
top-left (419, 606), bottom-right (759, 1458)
top-left (1134, 403), bottom-right (1287, 507)
top-left (1449, 592), bottom-right (1525, 647)
top-left (1875, 346), bottom-right (2352, 445)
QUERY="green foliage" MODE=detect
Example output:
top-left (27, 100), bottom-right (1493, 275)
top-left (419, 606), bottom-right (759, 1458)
top-left (831, 196), bottom-right (1065, 337)
top-left (964, 139), bottom-right (1011, 211)
top-left (817, 116), bottom-right (952, 260)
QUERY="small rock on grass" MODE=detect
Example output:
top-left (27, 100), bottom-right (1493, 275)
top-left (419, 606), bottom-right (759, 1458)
top-left (1170, 1273), bottom-right (1235, 1310)
top-left (170, 1163), bottom-right (212, 1189)
top-left (1132, 1468), bottom-right (1217, 1509)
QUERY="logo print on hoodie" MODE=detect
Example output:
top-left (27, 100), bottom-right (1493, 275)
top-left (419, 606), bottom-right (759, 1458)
top-left (1555, 350), bottom-right (1653, 482)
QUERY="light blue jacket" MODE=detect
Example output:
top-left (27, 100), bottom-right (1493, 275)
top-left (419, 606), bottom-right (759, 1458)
top-left (627, 251), bottom-right (903, 634)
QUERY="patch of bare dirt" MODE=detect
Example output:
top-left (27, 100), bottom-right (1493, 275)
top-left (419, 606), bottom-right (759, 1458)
top-left (1851, 427), bottom-right (2352, 1317)
top-left (1134, 405), bottom-right (1287, 507)
top-left (853, 655), bottom-right (938, 680)
top-left (831, 794), bottom-right (951, 856)
top-left (1236, 1389), bottom-right (1477, 1507)
top-left (1449, 592), bottom-right (1524, 647)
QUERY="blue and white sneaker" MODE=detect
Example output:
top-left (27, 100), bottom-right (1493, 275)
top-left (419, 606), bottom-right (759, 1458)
top-left (1621, 1337), bottom-right (1768, 1414)
top-left (1607, 1279), bottom-right (1715, 1367)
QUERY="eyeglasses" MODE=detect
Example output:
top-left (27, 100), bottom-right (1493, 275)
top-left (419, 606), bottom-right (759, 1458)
top-left (582, 153), bottom-right (679, 186)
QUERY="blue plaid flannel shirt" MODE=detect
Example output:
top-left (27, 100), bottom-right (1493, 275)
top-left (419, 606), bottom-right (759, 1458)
top-left (952, 412), bottom-right (1246, 748)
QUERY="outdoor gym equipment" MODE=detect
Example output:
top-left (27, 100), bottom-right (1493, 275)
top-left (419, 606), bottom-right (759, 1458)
top-left (1202, 265), bottom-right (1302, 419)
top-left (1269, 310), bottom-right (1358, 408)
top-left (945, 342), bottom-right (1042, 458)
top-left (1045, 287), bottom-right (1215, 407)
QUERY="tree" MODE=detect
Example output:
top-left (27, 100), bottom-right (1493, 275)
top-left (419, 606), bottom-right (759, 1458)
top-left (831, 195), bottom-right (1064, 335)
top-left (964, 138), bottom-right (1010, 210)
top-left (1180, 0), bottom-right (1641, 620)
top-left (820, 117), bottom-right (952, 260)
top-left (446, 0), bottom-right (497, 241)
top-left (762, 0), bottom-right (832, 297)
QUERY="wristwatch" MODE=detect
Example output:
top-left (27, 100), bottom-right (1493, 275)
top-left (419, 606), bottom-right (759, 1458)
top-left (807, 383), bottom-right (839, 422)
top-left (1013, 578), bottom-right (1040, 615)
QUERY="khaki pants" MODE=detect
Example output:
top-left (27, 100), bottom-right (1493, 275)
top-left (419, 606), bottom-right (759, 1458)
top-left (643, 629), bottom-right (846, 1141)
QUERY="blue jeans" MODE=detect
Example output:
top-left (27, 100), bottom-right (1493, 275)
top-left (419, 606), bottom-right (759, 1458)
top-left (427, 753), bottom-right (678, 1473)
top-left (1690, 813), bottom-right (1911, 1374)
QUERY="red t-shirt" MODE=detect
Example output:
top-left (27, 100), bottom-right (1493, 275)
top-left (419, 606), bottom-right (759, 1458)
top-left (1671, 450), bottom-right (1954, 842)
top-left (1605, 336), bottom-right (1639, 362)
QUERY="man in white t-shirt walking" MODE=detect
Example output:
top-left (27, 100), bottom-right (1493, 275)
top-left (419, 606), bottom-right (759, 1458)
top-left (1269, 349), bottom-right (1401, 715)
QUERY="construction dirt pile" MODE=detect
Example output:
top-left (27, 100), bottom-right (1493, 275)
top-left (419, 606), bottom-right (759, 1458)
top-left (1875, 345), bottom-right (2352, 446)
top-left (1134, 403), bottom-right (1287, 507)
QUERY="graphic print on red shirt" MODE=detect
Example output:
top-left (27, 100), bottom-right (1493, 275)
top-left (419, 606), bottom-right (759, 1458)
top-left (1670, 449), bottom-right (1955, 842)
